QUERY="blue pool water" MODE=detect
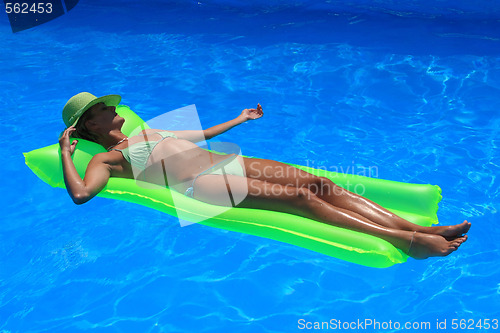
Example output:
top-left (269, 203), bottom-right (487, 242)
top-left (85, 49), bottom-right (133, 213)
top-left (1, 1), bottom-right (499, 332)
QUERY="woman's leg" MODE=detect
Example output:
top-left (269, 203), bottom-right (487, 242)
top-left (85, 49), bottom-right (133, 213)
top-left (240, 157), bottom-right (471, 238)
top-left (191, 173), bottom-right (467, 259)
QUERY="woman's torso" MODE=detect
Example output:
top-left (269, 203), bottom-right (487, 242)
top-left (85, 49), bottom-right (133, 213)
top-left (106, 129), bottom-right (239, 193)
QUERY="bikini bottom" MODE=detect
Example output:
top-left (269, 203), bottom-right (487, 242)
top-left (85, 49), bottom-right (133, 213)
top-left (184, 154), bottom-right (245, 198)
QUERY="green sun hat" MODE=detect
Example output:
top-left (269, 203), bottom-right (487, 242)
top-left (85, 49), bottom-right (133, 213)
top-left (62, 92), bottom-right (122, 128)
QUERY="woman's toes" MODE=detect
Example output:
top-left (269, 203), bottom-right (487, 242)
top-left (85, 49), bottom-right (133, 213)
top-left (437, 221), bottom-right (471, 240)
top-left (463, 221), bottom-right (472, 234)
top-left (409, 233), bottom-right (468, 259)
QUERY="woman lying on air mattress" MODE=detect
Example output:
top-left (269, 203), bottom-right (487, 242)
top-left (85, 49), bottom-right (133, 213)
top-left (54, 92), bottom-right (470, 261)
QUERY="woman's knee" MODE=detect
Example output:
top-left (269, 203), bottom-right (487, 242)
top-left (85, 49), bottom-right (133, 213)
top-left (291, 187), bottom-right (319, 209)
top-left (307, 176), bottom-right (338, 196)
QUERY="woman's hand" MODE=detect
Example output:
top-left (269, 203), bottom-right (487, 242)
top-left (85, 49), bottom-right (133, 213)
top-left (239, 103), bottom-right (264, 121)
top-left (59, 126), bottom-right (78, 156)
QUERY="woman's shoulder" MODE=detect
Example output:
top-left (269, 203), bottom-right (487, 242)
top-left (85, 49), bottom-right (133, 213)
top-left (90, 151), bottom-right (130, 176)
top-left (92, 150), bottom-right (123, 165)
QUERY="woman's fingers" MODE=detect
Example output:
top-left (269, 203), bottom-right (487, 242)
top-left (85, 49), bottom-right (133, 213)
top-left (70, 138), bottom-right (79, 154)
top-left (62, 126), bottom-right (75, 136)
top-left (59, 128), bottom-right (68, 143)
top-left (256, 103), bottom-right (263, 115)
top-left (59, 126), bottom-right (78, 154)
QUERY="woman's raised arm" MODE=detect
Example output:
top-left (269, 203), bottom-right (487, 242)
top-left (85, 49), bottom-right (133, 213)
top-left (59, 127), bottom-right (111, 205)
top-left (171, 104), bottom-right (264, 142)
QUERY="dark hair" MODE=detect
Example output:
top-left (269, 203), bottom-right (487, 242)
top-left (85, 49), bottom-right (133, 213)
top-left (72, 108), bottom-right (99, 143)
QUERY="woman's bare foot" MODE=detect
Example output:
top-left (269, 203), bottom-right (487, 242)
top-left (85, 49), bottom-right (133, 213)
top-left (407, 232), bottom-right (468, 259)
top-left (424, 220), bottom-right (471, 240)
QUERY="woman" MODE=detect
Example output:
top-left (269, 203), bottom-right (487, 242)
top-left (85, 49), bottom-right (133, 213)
top-left (59, 92), bottom-right (470, 259)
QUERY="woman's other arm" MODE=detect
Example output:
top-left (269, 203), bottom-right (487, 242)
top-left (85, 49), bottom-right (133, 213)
top-left (171, 104), bottom-right (264, 142)
top-left (59, 127), bottom-right (111, 205)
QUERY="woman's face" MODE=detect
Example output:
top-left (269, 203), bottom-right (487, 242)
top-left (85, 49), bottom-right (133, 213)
top-left (86, 102), bottom-right (125, 131)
